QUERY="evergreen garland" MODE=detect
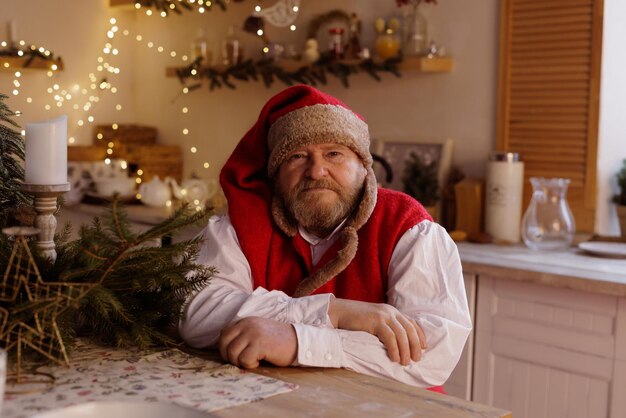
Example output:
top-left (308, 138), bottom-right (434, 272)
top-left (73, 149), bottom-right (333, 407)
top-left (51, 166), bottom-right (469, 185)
top-left (34, 200), bottom-right (216, 349)
top-left (614, 159), bottom-right (626, 206)
top-left (136, 0), bottom-right (244, 15)
top-left (176, 55), bottom-right (402, 91)
top-left (0, 93), bottom-right (30, 230)
top-left (0, 46), bottom-right (63, 70)
top-left (401, 151), bottom-right (439, 206)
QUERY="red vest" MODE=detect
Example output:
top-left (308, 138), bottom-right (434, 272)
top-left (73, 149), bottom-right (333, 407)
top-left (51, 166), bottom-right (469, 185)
top-left (250, 188), bottom-right (431, 300)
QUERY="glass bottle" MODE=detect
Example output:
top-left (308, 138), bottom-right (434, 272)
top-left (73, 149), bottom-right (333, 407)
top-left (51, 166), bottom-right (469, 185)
top-left (191, 28), bottom-right (209, 65)
top-left (521, 177), bottom-right (576, 250)
top-left (222, 25), bottom-right (243, 66)
top-left (402, 1), bottom-right (428, 57)
top-left (328, 27), bottom-right (345, 59)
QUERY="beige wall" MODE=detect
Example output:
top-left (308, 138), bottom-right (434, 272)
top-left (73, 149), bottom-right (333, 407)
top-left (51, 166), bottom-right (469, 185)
top-left (20, 2), bottom-right (626, 233)
top-left (129, 0), bottom-right (500, 183)
top-left (1, 0), bottom-right (499, 180)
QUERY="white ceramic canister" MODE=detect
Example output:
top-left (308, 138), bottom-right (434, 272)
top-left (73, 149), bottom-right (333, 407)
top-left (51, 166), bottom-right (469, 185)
top-left (485, 152), bottom-right (525, 243)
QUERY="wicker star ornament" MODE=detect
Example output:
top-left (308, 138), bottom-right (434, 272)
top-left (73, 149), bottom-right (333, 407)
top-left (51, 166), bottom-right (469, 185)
top-left (1, 227), bottom-right (95, 382)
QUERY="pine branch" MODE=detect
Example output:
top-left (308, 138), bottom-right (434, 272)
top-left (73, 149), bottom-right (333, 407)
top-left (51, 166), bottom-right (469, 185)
top-left (36, 198), bottom-right (216, 349)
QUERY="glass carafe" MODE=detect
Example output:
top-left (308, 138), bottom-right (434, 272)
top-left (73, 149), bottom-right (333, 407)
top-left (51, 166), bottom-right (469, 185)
top-left (521, 177), bottom-right (576, 250)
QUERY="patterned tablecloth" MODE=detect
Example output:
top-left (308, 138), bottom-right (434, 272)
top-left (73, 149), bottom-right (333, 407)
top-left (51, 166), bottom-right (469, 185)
top-left (3, 340), bottom-right (298, 418)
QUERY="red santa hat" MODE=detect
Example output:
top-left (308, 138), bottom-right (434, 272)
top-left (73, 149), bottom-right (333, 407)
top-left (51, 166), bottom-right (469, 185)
top-left (220, 85), bottom-right (378, 296)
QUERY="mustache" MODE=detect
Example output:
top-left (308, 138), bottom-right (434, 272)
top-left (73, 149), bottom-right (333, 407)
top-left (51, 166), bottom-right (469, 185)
top-left (294, 179), bottom-right (342, 194)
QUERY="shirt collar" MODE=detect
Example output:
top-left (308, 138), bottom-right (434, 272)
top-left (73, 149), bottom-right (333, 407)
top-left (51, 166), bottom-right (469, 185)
top-left (298, 218), bottom-right (348, 246)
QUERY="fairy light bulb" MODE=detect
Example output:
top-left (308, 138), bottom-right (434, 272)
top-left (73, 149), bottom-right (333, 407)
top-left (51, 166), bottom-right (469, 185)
top-left (137, 169), bottom-right (144, 176)
top-left (190, 146), bottom-right (197, 153)
top-left (203, 162), bottom-right (210, 168)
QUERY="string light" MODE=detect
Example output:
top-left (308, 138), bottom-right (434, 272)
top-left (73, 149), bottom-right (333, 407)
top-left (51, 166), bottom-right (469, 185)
top-left (8, 16), bottom-right (213, 178)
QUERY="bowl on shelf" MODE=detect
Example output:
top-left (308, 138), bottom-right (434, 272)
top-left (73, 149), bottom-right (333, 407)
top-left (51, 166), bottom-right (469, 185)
top-left (93, 178), bottom-right (136, 198)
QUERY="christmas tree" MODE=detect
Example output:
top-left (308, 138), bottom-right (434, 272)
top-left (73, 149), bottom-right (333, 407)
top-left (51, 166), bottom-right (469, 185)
top-left (0, 93), bottom-right (30, 229)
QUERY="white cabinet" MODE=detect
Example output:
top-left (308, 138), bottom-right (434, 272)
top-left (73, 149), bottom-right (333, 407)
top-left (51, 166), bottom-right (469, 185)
top-left (472, 276), bottom-right (626, 418)
top-left (446, 273), bottom-right (477, 400)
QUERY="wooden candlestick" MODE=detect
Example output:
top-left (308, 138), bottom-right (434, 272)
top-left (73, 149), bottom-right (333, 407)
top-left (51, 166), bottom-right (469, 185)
top-left (21, 183), bottom-right (70, 262)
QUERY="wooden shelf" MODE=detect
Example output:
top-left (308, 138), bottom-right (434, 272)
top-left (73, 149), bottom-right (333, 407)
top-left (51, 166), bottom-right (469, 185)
top-left (109, 0), bottom-right (134, 6)
top-left (0, 56), bottom-right (64, 72)
top-left (398, 57), bottom-right (453, 72)
top-left (165, 57), bottom-right (453, 78)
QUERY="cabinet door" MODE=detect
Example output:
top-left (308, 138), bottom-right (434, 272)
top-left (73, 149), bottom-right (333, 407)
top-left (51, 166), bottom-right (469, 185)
top-left (445, 272), bottom-right (476, 400)
top-left (496, 0), bottom-right (604, 232)
top-left (473, 276), bottom-right (617, 418)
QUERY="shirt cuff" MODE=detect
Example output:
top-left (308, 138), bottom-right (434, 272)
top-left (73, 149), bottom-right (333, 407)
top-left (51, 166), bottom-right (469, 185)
top-left (292, 323), bottom-right (344, 368)
top-left (286, 293), bottom-right (333, 327)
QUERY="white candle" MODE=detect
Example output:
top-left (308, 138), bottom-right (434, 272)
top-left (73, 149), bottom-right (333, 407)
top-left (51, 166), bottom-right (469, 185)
top-left (25, 115), bottom-right (68, 185)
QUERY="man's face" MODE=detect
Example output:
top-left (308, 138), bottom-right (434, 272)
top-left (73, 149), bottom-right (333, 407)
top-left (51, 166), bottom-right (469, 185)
top-left (276, 143), bottom-right (367, 237)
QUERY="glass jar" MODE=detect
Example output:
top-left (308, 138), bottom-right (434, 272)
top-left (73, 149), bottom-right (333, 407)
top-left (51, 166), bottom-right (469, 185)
top-left (402, 2), bottom-right (428, 57)
top-left (521, 177), bottom-right (576, 250)
top-left (375, 30), bottom-right (401, 60)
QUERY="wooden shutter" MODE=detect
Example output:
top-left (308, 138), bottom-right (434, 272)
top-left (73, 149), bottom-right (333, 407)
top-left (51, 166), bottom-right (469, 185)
top-left (497, 0), bottom-right (603, 232)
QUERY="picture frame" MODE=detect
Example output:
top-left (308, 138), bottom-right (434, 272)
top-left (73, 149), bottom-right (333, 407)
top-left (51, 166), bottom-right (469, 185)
top-left (370, 138), bottom-right (454, 193)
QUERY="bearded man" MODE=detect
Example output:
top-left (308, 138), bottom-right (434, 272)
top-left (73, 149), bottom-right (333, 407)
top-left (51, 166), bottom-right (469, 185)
top-left (179, 85), bottom-right (471, 391)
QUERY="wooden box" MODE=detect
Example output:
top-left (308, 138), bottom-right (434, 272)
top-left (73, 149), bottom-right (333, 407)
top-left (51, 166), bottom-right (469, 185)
top-left (454, 178), bottom-right (484, 234)
top-left (94, 124), bottom-right (157, 146)
top-left (121, 144), bottom-right (183, 182)
top-left (68, 145), bottom-right (108, 162)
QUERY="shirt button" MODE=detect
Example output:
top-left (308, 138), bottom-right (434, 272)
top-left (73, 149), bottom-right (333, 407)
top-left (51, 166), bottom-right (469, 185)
top-left (305, 350), bottom-right (312, 359)
top-left (324, 353), bottom-right (333, 361)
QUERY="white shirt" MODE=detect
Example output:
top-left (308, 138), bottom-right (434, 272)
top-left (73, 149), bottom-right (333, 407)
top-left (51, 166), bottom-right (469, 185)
top-left (179, 215), bottom-right (472, 388)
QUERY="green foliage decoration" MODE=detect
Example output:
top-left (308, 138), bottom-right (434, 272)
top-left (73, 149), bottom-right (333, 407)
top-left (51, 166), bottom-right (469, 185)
top-left (401, 151), bottom-right (439, 207)
top-left (0, 93), bottom-right (31, 230)
top-left (614, 159), bottom-right (626, 206)
top-left (34, 200), bottom-right (216, 349)
top-left (176, 55), bottom-right (402, 91)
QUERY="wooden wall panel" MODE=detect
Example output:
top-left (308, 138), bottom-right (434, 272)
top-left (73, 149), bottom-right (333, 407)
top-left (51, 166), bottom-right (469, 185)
top-left (497, 0), bottom-right (603, 232)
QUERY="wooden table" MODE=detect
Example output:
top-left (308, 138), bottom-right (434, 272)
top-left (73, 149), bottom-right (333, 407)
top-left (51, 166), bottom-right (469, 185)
top-left (197, 353), bottom-right (513, 418)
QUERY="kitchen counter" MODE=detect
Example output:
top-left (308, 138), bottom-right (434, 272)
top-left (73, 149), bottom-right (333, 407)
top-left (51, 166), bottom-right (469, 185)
top-left (457, 242), bottom-right (626, 297)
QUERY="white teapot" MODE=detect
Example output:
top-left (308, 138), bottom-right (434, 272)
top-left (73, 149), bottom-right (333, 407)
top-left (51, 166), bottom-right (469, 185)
top-left (138, 176), bottom-right (182, 207)
top-left (181, 177), bottom-right (218, 208)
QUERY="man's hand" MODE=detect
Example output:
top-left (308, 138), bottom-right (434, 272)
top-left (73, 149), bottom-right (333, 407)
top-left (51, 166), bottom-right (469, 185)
top-left (218, 316), bottom-right (298, 369)
top-left (328, 298), bottom-right (426, 365)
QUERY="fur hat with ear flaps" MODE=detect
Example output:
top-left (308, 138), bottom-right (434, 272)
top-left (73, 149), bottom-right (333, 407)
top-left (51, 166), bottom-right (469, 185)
top-left (220, 85), bottom-right (378, 297)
